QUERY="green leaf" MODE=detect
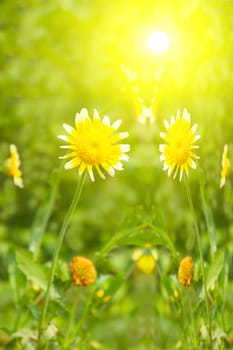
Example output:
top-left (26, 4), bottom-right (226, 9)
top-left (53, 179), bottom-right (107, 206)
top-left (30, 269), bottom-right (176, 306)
top-left (7, 251), bottom-right (19, 304)
top-left (199, 171), bottom-right (217, 257)
top-left (95, 274), bottom-right (125, 303)
top-left (199, 251), bottom-right (225, 299)
top-left (29, 166), bottom-right (62, 259)
top-left (7, 250), bottom-right (26, 305)
top-left (96, 222), bottom-right (179, 264)
top-left (56, 259), bottom-right (70, 282)
top-left (149, 224), bottom-right (179, 259)
top-left (117, 229), bottom-right (164, 246)
top-left (217, 250), bottom-right (230, 306)
top-left (28, 304), bottom-right (41, 321)
top-left (16, 251), bottom-right (48, 291)
top-left (95, 224), bottom-right (148, 262)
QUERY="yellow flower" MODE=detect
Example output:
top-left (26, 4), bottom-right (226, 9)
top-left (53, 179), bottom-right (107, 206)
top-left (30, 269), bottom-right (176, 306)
top-left (178, 256), bottom-right (194, 287)
top-left (95, 289), bottom-right (111, 303)
top-left (132, 244), bottom-right (158, 275)
top-left (159, 109), bottom-right (200, 181)
top-left (95, 289), bottom-right (104, 298)
top-left (58, 108), bottom-right (130, 181)
top-left (6, 144), bottom-right (23, 188)
top-left (220, 144), bottom-right (230, 188)
top-left (70, 256), bottom-right (97, 286)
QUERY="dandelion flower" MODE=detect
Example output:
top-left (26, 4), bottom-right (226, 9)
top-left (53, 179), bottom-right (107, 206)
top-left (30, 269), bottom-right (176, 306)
top-left (178, 256), bottom-right (194, 287)
top-left (220, 144), bottom-right (230, 188)
top-left (6, 144), bottom-right (23, 188)
top-left (58, 108), bottom-right (130, 181)
top-left (159, 109), bottom-right (200, 181)
top-left (70, 256), bottom-right (97, 286)
top-left (132, 244), bottom-right (158, 275)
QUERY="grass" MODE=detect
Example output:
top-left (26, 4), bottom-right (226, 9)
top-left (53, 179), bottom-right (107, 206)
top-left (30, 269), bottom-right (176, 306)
top-left (0, 1), bottom-right (233, 349)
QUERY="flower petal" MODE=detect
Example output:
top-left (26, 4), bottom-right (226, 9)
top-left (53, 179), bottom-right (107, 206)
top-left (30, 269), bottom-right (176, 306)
top-left (112, 120), bottom-right (122, 130)
top-left (102, 116), bottom-right (110, 126)
top-left (120, 144), bottom-right (130, 153)
top-left (119, 132), bottom-right (129, 139)
top-left (64, 158), bottom-right (81, 169)
top-left (63, 123), bottom-right (76, 135)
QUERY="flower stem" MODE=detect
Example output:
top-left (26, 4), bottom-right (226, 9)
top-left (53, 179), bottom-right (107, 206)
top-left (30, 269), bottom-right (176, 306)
top-left (37, 172), bottom-right (86, 349)
top-left (64, 288), bottom-right (81, 349)
top-left (186, 289), bottom-right (198, 349)
top-left (180, 289), bottom-right (193, 349)
top-left (184, 175), bottom-right (212, 347)
top-left (95, 223), bottom-right (147, 263)
top-left (70, 287), bottom-right (94, 347)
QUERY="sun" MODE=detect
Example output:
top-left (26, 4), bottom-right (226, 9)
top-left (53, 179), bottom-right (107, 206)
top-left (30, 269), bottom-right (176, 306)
top-left (147, 31), bottom-right (170, 53)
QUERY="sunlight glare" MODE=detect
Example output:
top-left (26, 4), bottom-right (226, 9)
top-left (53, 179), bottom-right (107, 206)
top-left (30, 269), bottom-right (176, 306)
top-left (147, 31), bottom-right (170, 53)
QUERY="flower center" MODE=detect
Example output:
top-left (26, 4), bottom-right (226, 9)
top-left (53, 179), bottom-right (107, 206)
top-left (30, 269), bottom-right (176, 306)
top-left (174, 141), bottom-right (189, 164)
top-left (165, 139), bottom-right (190, 166)
top-left (183, 266), bottom-right (190, 279)
top-left (165, 120), bottom-right (193, 166)
top-left (78, 131), bottom-right (110, 165)
top-left (76, 267), bottom-right (85, 277)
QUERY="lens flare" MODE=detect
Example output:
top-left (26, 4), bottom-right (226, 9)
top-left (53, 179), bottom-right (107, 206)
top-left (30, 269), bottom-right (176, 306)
top-left (147, 31), bottom-right (170, 53)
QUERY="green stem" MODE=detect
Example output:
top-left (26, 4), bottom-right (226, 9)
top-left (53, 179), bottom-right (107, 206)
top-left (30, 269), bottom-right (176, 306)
top-left (13, 306), bottom-right (21, 331)
top-left (199, 170), bottom-right (217, 259)
top-left (179, 289), bottom-right (193, 349)
top-left (70, 288), bottom-right (94, 346)
top-left (64, 288), bottom-right (81, 349)
top-left (148, 223), bottom-right (179, 260)
top-left (37, 172), bottom-right (86, 348)
top-left (184, 175), bottom-right (212, 348)
top-left (29, 162), bottom-right (64, 259)
top-left (186, 289), bottom-right (198, 349)
top-left (95, 223), bottom-right (147, 263)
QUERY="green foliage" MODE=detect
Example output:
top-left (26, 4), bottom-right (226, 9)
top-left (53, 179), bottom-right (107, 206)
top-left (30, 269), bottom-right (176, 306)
top-left (199, 250), bottom-right (225, 300)
top-left (0, 0), bottom-right (233, 349)
top-left (15, 251), bottom-right (48, 291)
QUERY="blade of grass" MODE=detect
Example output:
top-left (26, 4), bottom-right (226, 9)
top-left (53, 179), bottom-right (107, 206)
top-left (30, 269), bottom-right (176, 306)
top-left (29, 163), bottom-right (63, 260)
top-left (199, 170), bottom-right (217, 259)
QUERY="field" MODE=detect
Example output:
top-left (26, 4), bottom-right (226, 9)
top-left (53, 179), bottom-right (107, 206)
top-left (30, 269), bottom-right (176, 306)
top-left (0, 1), bottom-right (233, 349)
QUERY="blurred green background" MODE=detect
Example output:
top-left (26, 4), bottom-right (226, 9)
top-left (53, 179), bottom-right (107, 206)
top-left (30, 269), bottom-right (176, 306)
top-left (0, 0), bottom-right (233, 348)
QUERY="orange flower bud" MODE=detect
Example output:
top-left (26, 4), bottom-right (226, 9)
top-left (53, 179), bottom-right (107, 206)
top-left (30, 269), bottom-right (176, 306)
top-left (70, 256), bottom-right (97, 286)
top-left (178, 256), bottom-right (194, 286)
